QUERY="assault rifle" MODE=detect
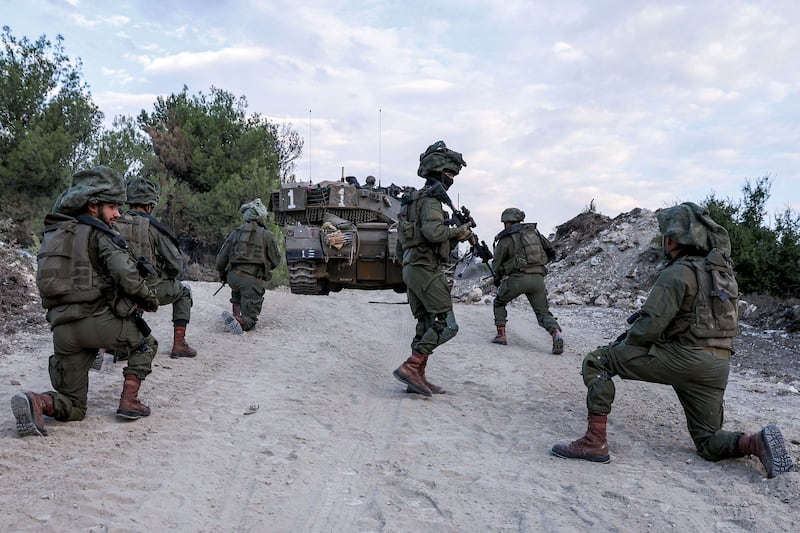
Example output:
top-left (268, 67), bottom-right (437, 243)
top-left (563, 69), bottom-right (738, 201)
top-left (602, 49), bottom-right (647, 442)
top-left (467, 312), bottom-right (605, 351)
top-left (213, 281), bottom-right (227, 296)
top-left (131, 307), bottom-right (152, 337)
top-left (425, 181), bottom-right (494, 274)
top-left (449, 205), bottom-right (494, 268)
top-left (136, 255), bottom-right (156, 278)
top-left (614, 310), bottom-right (642, 343)
top-left (214, 269), bottom-right (229, 296)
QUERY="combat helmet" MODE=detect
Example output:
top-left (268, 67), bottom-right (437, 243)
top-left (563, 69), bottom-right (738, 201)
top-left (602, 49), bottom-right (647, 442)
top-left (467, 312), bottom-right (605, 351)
top-left (241, 198), bottom-right (269, 223)
top-left (501, 208), bottom-right (525, 223)
top-left (54, 166), bottom-right (127, 215)
top-left (656, 202), bottom-right (731, 256)
top-left (417, 140), bottom-right (467, 178)
top-left (126, 176), bottom-right (160, 207)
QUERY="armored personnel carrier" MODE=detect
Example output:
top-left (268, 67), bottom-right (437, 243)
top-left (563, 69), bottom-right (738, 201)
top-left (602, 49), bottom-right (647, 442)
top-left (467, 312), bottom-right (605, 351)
top-left (268, 177), bottom-right (409, 295)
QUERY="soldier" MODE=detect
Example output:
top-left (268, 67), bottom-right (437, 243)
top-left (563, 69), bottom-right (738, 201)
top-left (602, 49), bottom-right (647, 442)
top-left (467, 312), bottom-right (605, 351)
top-left (215, 198), bottom-right (281, 333)
top-left (11, 166), bottom-right (160, 437)
top-left (491, 208), bottom-right (563, 353)
top-left (392, 140), bottom-right (474, 397)
top-left (551, 202), bottom-right (797, 478)
top-left (115, 177), bottom-right (197, 359)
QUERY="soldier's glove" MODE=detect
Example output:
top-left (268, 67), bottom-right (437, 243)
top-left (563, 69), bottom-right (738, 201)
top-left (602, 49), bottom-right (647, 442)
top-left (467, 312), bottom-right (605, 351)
top-left (141, 291), bottom-right (159, 313)
top-left (454, 223), bottom-right (473, 242)
top-left (493, 276), bottom-right (501, 287)
top-left (219, 270), bottom-right (228, 283)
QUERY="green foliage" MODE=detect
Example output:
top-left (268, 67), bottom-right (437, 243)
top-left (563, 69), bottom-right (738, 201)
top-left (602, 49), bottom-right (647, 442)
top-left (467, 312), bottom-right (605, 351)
top-left (91, 115), bottom-right (155, 179)
top-left (1, 29), bottom-right (301, 283)
top-left (265, 225), bottom-right (288, 288)
top-left (703, 176), bottom-right (800, 297)
top-left (0, 26), bottom-right (103, 244)
top-left (138, 86), bottom-right (301, 265)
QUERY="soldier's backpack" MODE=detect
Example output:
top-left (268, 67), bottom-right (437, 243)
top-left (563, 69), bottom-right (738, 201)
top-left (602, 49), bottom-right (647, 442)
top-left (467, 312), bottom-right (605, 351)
top-left (36, 215), bottom-right (108, 307)
top-left (396, 189), bottom-right (424, 250)
top-left (229, 222), bottom-right (267, 265)
top-left (510, 223), bottom-right (550, 269)
top-left (114, 214), bottom-right (155, 275)
top-left (684, 248), bottom-right (739, 338)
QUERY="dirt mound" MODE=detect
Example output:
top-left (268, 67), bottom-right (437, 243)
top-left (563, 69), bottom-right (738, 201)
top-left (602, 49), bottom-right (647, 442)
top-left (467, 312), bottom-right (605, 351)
top-left (547, 208), bottom-right (663, 309)
top-left (552, 210), bottom-right (612, 258)
top-left (0, 241), bottom-right (46, 340)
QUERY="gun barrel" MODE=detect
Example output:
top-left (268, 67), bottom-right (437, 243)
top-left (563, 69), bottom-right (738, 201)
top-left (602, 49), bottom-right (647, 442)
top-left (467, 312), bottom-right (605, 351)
top-left (213, 282), bottom-right (227, 296)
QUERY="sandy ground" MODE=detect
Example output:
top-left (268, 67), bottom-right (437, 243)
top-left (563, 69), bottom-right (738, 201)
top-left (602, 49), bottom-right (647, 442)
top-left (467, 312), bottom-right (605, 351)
top-left (1, 282), bottom-right (799, 532)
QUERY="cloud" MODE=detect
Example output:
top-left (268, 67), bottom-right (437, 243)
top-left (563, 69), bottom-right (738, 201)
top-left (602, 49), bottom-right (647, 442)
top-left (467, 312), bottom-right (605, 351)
top-left (385, 79), bottom-right (454, 94)
top-left (551, 41), bottom-right (585, 62)
top-left (8, 0), bottom-right (800, 233)
top-left (143, 47), bottom-right (268, 73)
top-left (70, 13), bottom-right (129, 28)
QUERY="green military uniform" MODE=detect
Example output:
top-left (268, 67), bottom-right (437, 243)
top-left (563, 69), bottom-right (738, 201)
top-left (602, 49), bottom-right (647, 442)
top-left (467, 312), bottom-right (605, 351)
top-left (492, 219), bottom-right (561, 337)
top-left (215, 198), bottom-right (281, 332)
top-left (12, 166), bottom-right (159, 437)
top-left (114, 177), bottom-right (197, 358)
top-left (116, 210), bottom-right (191, 323)
top-left (392, 141), bottom-right (473, 397)
top-left (583, 251), bottom-right (738, 459)
top-left (552, 202), bottom-right (796, 478)
top-left (401, 192), bottom-right (466, 355)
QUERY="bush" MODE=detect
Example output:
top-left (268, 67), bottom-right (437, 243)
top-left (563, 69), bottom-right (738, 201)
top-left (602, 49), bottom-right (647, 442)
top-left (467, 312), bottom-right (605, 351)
top-left (704, 176), bottom-right (800, 298)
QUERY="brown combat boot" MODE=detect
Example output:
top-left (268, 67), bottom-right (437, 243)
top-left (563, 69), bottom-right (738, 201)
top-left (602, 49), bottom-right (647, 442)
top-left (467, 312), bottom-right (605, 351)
top-left (116, 374), bottom-right (151, 419)
top-left (408, 352), bottom-right (445, 394)
top-left (737, 425), bottom-right (797, 478)
top-left (551, 414), bottom-right (611, 463)
top-left (170, 325), bottom-right (198, 359)
top-left (11, 391), bottom-right (54, 437)
top-left (552, 330), bottom-right (564, 354)
top-left (492, 325), bottom-right (507, 345)
top-left (221, 310), bottom-right (244, 334)
top-left (393, 351), bottom-right (433, 397)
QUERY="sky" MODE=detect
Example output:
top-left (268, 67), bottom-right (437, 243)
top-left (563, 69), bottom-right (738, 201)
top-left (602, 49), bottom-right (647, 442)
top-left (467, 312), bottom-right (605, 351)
top-left (5, 0), bottom-right (800, 236)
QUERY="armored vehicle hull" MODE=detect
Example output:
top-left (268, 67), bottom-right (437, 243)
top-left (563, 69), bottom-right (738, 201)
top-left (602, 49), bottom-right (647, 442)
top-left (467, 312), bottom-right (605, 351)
top-left (269, 179), bottom-right (407, 295)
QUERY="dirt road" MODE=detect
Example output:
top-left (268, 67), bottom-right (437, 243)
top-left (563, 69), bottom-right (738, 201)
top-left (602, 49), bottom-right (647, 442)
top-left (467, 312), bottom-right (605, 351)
top-left (1, 283), bottom-right (798, 532)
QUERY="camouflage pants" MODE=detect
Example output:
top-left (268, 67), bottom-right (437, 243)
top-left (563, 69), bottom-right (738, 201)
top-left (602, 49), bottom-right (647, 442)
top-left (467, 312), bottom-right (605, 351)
top-left (228, 270), bottom-right (266, 331)
top-left (493, 272), bottom-right (560, 333)
top-left (582, 341), bottom-right (742, 461)
top-left (152, 278), bottom-right (192, 324)
top-left (403, 264), bottom-right (458, 355)
top-left (48, 309), bottom-right (157, 421)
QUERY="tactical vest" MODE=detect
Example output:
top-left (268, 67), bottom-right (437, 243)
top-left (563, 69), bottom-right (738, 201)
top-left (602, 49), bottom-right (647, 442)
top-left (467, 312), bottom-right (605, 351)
top-left (115, 213), bottom-right (156, 271)
top-left (36, 217), bottom-right (110, 308)
top-left (229, 222), bottom-right (268, 265)
top-left (396, 188), bottom-right (451, 261)
top-left (666, 249), bottom-right (739, 340)
top-left (397, 189), bottom-right (424, 249)
top-left (498, 223), bottom-right (549, 274)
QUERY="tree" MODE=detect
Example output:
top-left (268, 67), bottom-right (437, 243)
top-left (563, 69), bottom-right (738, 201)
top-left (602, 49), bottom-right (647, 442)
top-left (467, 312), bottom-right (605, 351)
top-left (91, 115), bottom-right (155, 179)
top-left (703, 176), bottom-right (800, 298)
top-left (137, 86), bottom-right (301, 263)
top-left (0, 26), bottom-right (103, 244)
top-left (273, 122), bottom-right (303, 182)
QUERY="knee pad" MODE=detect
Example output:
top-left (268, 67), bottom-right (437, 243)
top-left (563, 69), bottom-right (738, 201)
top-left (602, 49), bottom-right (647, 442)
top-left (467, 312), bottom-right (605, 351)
top-left (137, 334), bottom-right (158, 355)
top-left (581, 346), bottom-right (614, 387)
top-left (433, 311), bottom-right (459, 344)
